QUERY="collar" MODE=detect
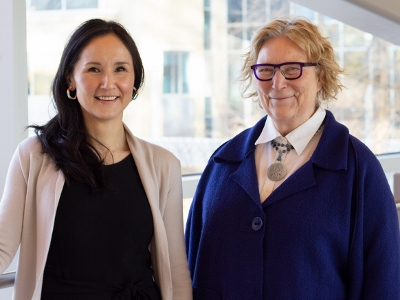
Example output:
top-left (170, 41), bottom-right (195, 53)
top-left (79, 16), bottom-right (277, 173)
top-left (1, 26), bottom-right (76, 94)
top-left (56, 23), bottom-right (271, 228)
top-left (213, 110), bottom-right (348, 172)
top-left (255, 107), bottom-right (326, 155)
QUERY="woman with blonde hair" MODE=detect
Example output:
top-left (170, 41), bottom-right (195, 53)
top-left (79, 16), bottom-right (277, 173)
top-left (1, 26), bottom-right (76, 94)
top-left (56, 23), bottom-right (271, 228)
top-left (186, 17), bottom-right (400, 299)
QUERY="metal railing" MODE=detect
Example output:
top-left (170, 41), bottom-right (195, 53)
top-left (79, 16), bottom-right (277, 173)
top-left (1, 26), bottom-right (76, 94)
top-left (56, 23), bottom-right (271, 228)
top-left (0, 272), bottom-right (15, 289)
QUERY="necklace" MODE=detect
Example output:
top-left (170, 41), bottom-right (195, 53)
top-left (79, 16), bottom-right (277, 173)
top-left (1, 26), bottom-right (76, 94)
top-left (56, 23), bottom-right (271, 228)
top-left (267, 141), bottom-right (294, 181)
top-left (267, 119), bottom-right (326, 181)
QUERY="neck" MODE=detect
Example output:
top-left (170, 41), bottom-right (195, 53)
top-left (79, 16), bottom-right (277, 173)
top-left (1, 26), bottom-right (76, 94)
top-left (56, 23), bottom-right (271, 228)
top-left (273, 118), bottom-right (300, 136)
top-left (272, 107), bottom-right (319, 136)
top-left (86, 121), bottom-right (129, 164)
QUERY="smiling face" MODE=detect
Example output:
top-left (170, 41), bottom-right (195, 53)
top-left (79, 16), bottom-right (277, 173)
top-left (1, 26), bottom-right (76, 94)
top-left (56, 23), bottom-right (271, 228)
top-left (255, 36), bottom-right (322, 134)
top-left (69, 34), bottom-right (135, 128)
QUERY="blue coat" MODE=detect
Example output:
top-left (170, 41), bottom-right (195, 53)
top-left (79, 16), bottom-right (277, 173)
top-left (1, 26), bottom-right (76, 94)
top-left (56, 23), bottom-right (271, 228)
top-left (185, 110), bottom-right (400, 300)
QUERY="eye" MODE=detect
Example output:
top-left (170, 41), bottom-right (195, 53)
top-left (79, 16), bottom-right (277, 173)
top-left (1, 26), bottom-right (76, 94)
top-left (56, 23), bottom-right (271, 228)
top-left (116, 66), bottom-right (127, 72)
top-left (258, 66), bottom-right (274, 73)
top-left (88, 67), bottom-right (100, 73)
top-left (283, 65), bottom-right (301, 74)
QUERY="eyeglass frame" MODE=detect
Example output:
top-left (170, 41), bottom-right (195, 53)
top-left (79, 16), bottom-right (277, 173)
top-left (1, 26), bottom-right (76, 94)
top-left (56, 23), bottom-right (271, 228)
top-left (250, 62), bottom-right (318, 81)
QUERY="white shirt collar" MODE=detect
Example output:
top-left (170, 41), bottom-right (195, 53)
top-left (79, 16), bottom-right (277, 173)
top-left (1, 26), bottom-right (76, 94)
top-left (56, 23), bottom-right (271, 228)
top-left (255, 107), bottom-right (326, 155)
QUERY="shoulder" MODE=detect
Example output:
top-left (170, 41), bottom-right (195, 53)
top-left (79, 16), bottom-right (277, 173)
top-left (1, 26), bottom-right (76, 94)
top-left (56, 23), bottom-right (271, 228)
top-left (16, 136), bottom-right (43, 162)
top-left (211, 116), bottom-right (267, 162)
top-left (319, 111), bottom-right (379, 168)
top-left (131, 134), bottom-right (178, 161)
top-left (327, 113), bottom-right (387, 178)
top-left (348, 134), bottom-right (384, 173)
top-left (124, 126), bottom-right (180, 171)
top-left (7, 136), bottom-right (57, 182)
top-left (18, 135), bottom-right (41, 151)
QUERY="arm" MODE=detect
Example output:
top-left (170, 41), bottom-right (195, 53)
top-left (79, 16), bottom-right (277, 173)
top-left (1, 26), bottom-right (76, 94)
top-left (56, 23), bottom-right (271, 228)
top-left (362, 170), bottom-right (400, 298)
top-left (0, 144), bottom-right (28, 273)
top-left (184, 183), bottom-right (204, 280)
top-left (163, 158), bottom-right (193, 300)
top-left (354, 145), bottom-right (400, 299)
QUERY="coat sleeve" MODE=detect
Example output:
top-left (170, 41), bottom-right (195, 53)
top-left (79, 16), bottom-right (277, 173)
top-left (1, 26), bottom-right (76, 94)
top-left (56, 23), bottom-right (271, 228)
top-left (351, 140), bottom-right (400, 299)
top-left (184, 180), bottom-right (204, 280)
top-left (0, 143), bottom-right (29, 273)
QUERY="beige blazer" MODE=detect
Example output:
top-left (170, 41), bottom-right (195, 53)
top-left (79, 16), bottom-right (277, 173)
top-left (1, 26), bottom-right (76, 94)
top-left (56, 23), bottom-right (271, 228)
top-left (0, 125), bottom-right (192, 300)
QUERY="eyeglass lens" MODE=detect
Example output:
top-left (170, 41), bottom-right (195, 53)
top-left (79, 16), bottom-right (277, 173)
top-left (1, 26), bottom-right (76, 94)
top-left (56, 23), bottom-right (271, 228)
top-left (254, 63), bottom-right (302, 80)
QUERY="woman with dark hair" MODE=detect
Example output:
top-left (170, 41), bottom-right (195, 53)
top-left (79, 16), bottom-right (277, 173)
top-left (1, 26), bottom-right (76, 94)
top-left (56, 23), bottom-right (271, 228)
top-left (0, 19), bottom-right (192, 300)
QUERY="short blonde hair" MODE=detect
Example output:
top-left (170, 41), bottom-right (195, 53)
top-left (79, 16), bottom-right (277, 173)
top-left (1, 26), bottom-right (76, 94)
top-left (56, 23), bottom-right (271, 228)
top-left (239, 17), bottom-right (344, 103)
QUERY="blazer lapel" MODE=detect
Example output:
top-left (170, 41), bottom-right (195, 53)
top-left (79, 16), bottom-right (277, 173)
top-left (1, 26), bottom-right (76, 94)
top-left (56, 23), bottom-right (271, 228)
top-left (230, 151), bottom-right (262, 207)
top-left (263, 161), bottom-right (316, 206)
top-left (35, 159), bottom-right (65, 281)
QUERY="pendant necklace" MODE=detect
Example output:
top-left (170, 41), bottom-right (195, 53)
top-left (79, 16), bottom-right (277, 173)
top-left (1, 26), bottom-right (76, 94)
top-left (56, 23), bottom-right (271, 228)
top-left (267, 141), bottom-right (293, 181)
top-left (267, 119), bottom-right (326, 182)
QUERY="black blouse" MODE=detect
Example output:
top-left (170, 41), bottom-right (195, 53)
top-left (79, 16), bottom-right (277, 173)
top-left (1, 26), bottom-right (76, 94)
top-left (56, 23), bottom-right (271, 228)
top-left (41, 154), bottom-right (161, 300)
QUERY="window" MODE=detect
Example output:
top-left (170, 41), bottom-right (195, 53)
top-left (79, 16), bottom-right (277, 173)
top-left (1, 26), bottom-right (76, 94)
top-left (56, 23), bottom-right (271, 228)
top-left (25, 0), bottom-right (400, 175)
top-left (163, 52), bottom-right (189, 94)
top-left (29, 0), bottom-right (98, 10)
top-left (162, 51), bottom-right (192, 137)
top-left (204, 0), bottom-right (211, 50)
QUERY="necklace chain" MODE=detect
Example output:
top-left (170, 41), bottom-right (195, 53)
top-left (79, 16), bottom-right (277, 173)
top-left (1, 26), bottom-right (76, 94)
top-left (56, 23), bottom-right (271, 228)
top-left (271, 141), bottom-right (294, 162)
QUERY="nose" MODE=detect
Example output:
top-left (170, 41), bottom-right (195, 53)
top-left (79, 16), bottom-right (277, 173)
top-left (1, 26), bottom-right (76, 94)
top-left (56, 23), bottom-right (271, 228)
top-left (100, 71), bottom-right (116, 90)
top-left (271, 67), bottom-right (287, 90)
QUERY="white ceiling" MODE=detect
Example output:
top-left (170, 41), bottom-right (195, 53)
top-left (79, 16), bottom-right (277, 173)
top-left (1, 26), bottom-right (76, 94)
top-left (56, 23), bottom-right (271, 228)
top-left (291, 0), bottom-right (400, 46)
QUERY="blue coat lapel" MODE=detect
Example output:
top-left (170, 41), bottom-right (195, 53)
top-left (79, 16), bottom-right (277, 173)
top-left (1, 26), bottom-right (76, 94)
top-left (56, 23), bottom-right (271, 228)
top-left (212, 110), bottom-right (350, 206)
top-left (230, 153), bottom-right (261, 207)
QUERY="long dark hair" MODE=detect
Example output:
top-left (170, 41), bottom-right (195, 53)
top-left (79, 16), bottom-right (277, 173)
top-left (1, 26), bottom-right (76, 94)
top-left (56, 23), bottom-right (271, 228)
top-left (30, 19), bottom-right (145, 192)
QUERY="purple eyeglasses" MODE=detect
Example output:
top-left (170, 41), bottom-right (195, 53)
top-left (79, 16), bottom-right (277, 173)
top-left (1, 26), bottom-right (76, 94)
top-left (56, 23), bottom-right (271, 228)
top-left (250, 62), bottom-right (317, 81)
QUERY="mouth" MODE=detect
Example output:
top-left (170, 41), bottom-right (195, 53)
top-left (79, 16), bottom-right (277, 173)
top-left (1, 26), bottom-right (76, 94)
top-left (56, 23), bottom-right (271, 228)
top-left (268, 95), bottom-right (294, 100)
top-left (96, 96), bottom-right (118, 101)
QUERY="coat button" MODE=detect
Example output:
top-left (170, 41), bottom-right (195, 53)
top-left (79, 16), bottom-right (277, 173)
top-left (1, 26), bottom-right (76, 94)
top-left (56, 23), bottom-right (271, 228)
top-left (252, 217), bottom-right (263, 231)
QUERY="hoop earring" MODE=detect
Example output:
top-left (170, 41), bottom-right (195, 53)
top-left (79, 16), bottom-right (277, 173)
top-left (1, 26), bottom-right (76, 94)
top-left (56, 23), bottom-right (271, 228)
top-left (131, 87), bottom-right (139, 101)
top-left (67, 87), bottom-right (77, 100)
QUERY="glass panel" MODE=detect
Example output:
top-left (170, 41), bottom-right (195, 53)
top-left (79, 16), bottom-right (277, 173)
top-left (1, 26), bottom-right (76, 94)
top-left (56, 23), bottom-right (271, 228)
top-left (247, 0), bottom-right (265, 23)
top-left (227, 27), bottom-right (243, 50)
top-left (395, 51), bottom-right (400, 83)
top-left (163, 52), bottom-right (189, 94)
top-left (228, 0), bottom-right (242, 23)
top-left (343, 25), bottom-right (366, 47)
top-left (162, 96), bottom-right (194, 137)
top-left (66, 0), bottom-right (98, 9)
top-left (291, 4), bottom-right (314, 20)
top-left (324, 24), bottom-right (339, 48)
top-left (205, 97), bottom-right (212, 137)
top-left (181, 53), bottom-right (189, 94)
top-left (344, 51), bottom-right (367, 80)
top-left (163, 52), bottom-right (178, 94)
top-left (204, 10), bottom-right (211, 49)
top-left (26, 0), bottom-right (400, 175)
top-left (270, 0), bottom-right (289, 15)
top-left (30, 0), bottom-right (61, 10)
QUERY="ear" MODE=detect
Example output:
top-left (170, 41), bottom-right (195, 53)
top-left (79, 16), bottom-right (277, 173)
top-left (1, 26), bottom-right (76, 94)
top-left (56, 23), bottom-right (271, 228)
top-left (314, 67), bottom-right (323, 92)
top-left (317, 79), bottom-right (323, 92)
top-left (66, 75), bottom-right (76, 90)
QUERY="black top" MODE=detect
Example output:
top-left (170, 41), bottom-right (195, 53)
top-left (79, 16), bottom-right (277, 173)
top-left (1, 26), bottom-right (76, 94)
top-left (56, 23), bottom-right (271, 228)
top-left (41, 154), bottom-right (161, 300)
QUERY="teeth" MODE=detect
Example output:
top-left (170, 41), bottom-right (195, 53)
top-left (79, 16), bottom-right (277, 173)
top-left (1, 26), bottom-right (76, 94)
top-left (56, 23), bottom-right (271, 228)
top-left (97, 96), bottom-right (117, 101)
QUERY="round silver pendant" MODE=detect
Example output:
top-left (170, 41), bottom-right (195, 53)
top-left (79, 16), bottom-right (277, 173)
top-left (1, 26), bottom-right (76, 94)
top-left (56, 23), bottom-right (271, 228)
top-left (267, 162), bottom-right (287, 181)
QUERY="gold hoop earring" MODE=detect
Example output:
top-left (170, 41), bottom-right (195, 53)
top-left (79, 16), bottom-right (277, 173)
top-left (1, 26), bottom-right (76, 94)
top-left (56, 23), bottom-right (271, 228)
top-left (67, 87), bottom-right (77, 100)
top-left (131, 87), bottom-right (139, 101)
